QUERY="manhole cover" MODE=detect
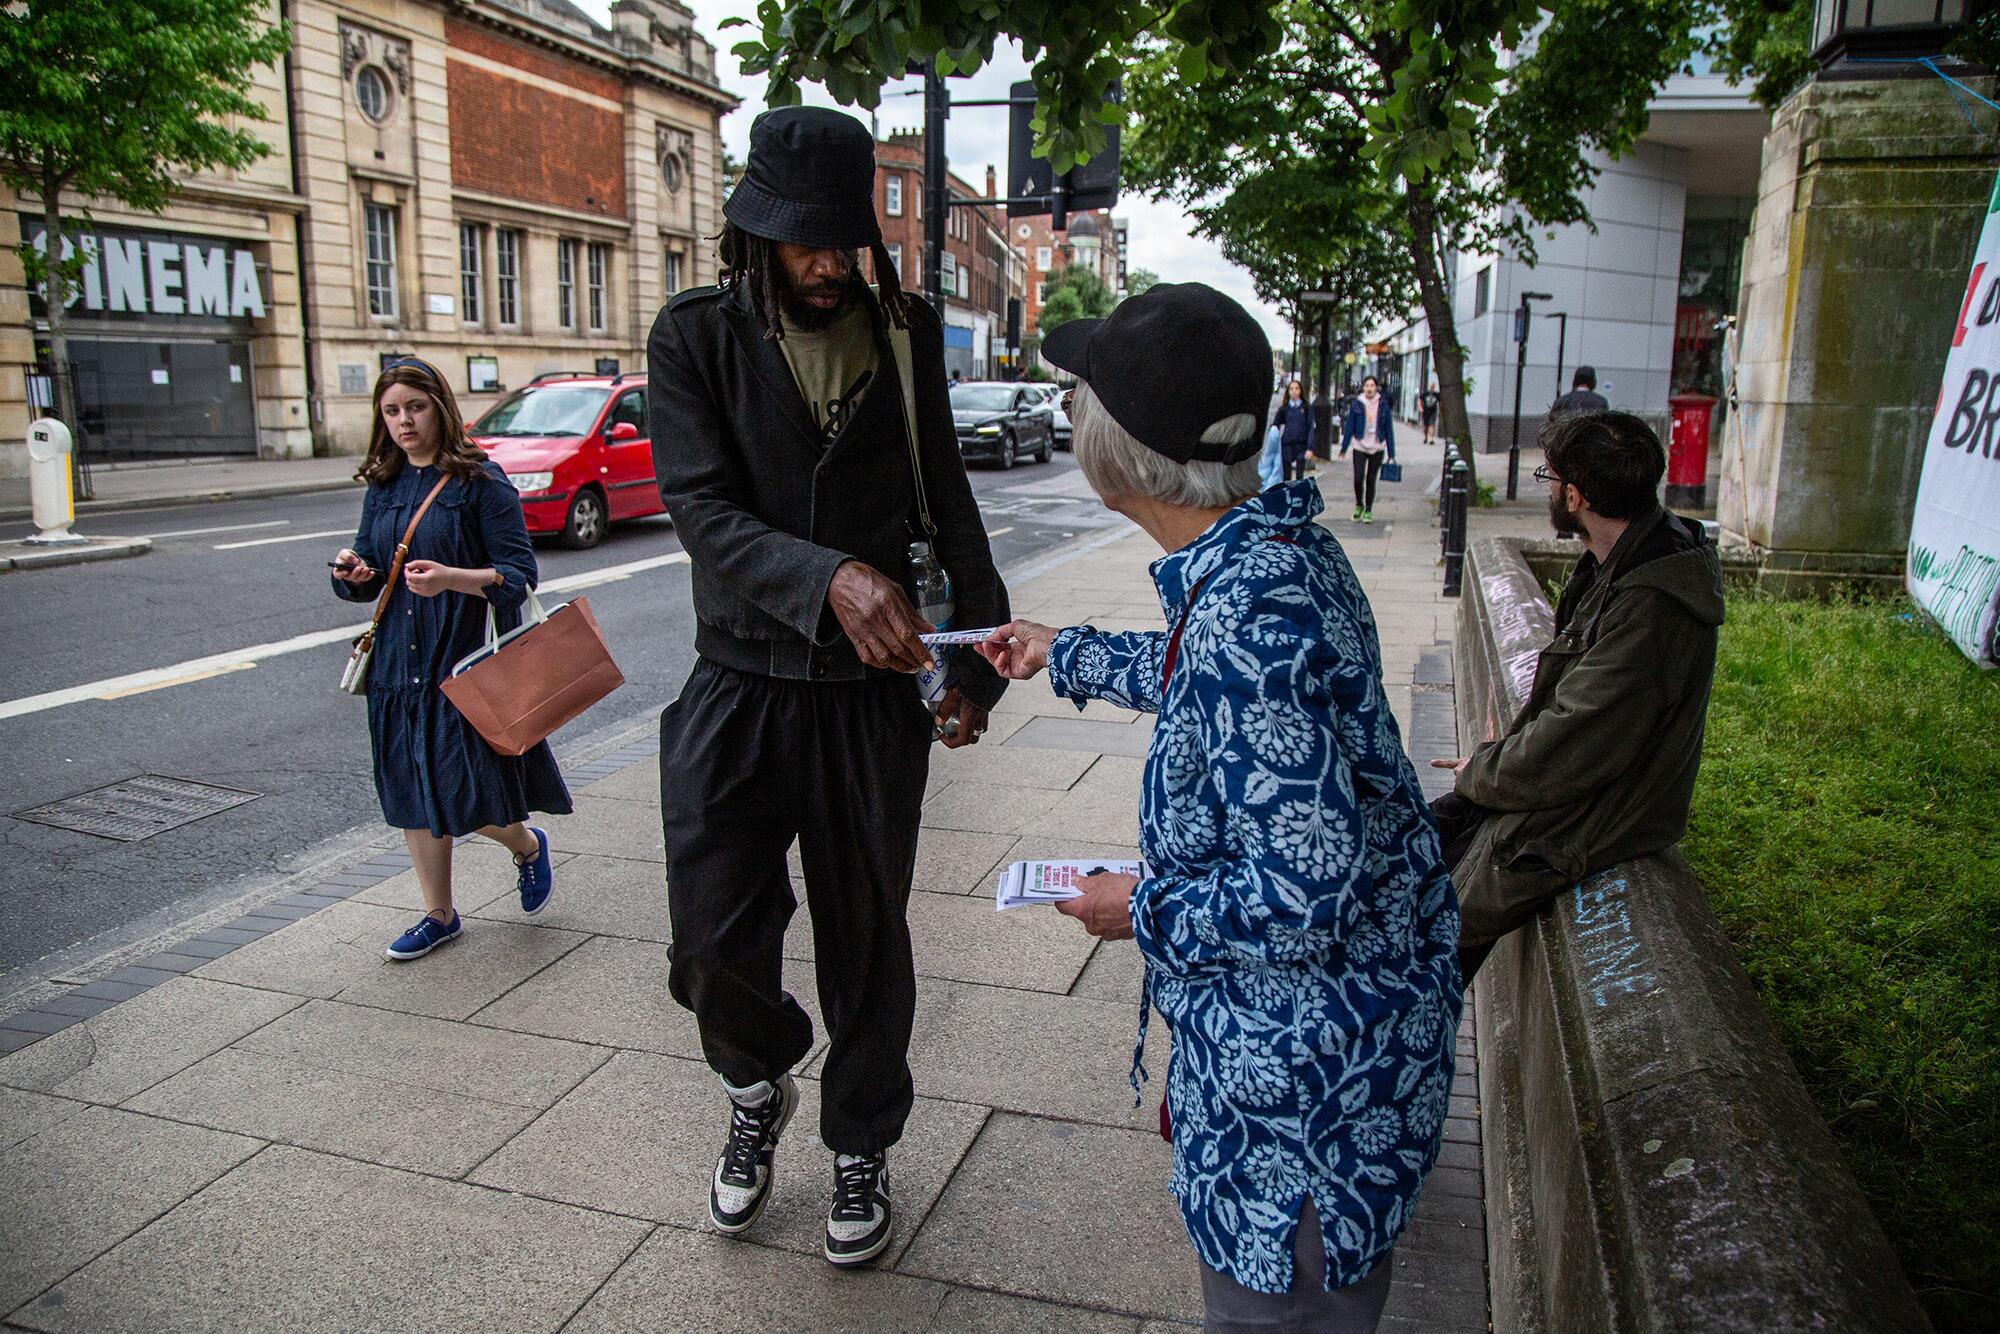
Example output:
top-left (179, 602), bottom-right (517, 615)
top-left (14, 775), bottom-right (260, 842)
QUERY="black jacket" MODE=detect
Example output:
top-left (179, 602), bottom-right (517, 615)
top-left (647, 282), bottom-right (1008, 708)
top-left (1552, 388), bottom-right (1609, 415)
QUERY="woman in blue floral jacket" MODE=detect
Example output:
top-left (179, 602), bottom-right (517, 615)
top-left (981, 284), bottom-right (1461, 1332)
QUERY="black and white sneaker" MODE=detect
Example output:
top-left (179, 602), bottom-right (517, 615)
top-left (708, 1074), bottom-right (799, 1234)
top-left (824, 1152), bottom-right (893, 1266)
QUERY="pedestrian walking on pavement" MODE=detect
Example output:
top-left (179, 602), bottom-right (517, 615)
top-left (1551, 365), bottom-right (1610, 415)
top-left (1272, 378), bottom-right (1314, 483)
top-left (976, 283), bottom-right (1461, 1334)
top-left (331, 359), bottom-right (569, 963)
top-left (1339, 374), bottom-right (1395, 523)
top-left (1418, 380), bottom-right (1440, 445)
top-left (647, 106), bottom-right (1009, 1268)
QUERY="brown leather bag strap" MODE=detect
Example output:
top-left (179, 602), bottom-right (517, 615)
top-left (365, 475), bottom-right (452, 631)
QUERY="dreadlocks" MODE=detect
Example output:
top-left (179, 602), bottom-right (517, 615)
top-left (716, 221), bottom-right (911, 340)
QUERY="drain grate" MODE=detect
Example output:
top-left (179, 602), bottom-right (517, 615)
top-left (14, 775), bottom-right (260, 842)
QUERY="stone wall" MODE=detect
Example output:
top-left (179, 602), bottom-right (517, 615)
top-left (1456, 535), bottom-right (1929, 1333)
top-left (1723, 73), bottom-right (1997, 558)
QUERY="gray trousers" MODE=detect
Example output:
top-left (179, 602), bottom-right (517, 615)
top-left (1199, 1200), bottom-right (1395, 1334)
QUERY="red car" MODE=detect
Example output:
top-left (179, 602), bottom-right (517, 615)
top-left (470, 372), bottom-right (665, 548)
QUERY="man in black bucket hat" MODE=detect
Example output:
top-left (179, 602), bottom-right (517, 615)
top-left (647, 105), bottom-right (1008, 1267)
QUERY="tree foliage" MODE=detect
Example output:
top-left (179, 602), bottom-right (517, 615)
top-left (1123, 267), bottom-right (1161, 297)
top-left (1698, 0), bottom-right (1816, 108)
top-left (1123, 2), bottom-right (1416, 333)
top-left (1038, 262), bottom-right (1117, 331)
top-left (724, 0), bottom-right (1284, 172)
top-left (0, 0), bottom-right (289, 281)
top-left (0, 0), bottom-right (287, 483)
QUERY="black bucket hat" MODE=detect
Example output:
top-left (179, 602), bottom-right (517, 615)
top-left (724, 106), bottom-right (882, 250)
top-left (1041, 282), bottom-right (1271, 465)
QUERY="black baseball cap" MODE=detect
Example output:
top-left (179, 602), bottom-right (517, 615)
top-left (1040, 283), bottom-right (1271, 465)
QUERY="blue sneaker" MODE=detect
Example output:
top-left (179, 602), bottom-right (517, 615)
top-left (517, 828), bottom-right (553, 914)
top-left (385, 912), bottom-right (461, 961)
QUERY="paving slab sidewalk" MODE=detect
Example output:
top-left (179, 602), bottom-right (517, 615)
top-left (0, 448), bottom-right (1548, 1332)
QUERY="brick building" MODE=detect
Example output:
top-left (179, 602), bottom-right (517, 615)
top-left (0, 0), bottom-right (733, 473)
top-left (1011, 208), bottom-right (1128, 343)
top-left (867, 133), bottom-right (1024, 379)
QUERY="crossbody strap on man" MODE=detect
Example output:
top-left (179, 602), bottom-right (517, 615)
top-left (886, 319), bottom-right (938, 542)
top-left (362, 475), bottom-right (451, 639)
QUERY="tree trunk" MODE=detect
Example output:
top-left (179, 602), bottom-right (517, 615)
top-left (1402, 181), bottom-right (1478, 492)
top-left (40, 168), bottom-right (90, 500)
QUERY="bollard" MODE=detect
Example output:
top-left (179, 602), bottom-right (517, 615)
top-left (1440, 441), bottom-right (1458, 561)
top-left (1442, 458), bottom-right (1469, 597)
top-left (25, 418), bottom-right (85, 546)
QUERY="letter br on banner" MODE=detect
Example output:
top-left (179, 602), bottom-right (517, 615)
top-left (1909, 168), bottom-right (2000, 667)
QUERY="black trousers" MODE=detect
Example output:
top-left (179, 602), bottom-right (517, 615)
top-left (660, 660), bottom-right (931, 1154)
top-left (1351, 450), bottom-right (1383, 510)
top-left (1281, 440), bottom-right (1310, 481)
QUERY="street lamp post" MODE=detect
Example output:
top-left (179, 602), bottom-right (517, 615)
top-left (1507, 290), bottom-right (1551, 500)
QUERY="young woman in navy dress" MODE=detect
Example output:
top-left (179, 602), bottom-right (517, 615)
top-left (331, 360), bottom-right (572, 960)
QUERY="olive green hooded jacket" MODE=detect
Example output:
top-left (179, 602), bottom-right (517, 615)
top-left (1453, 505), bottom-right (1725, 963)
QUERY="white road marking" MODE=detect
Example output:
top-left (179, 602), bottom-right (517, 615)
top-left (96, 662), bottom-right (259, 700)
top-left (538, 551), bottom-right (688, 594)
top-left (0, 549), bottom-right (689, 721)
top-left (985, 526), bottom-right (1015, 538)
top-left (144, 520), bottom-right (291, 540)
top-left (214, 527), bottom-right (353, 550)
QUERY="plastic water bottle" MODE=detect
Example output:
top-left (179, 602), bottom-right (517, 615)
top-left (909, 541), bottom-right (954, 730)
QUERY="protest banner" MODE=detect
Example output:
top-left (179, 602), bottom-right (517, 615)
top-left (1909, 169), bottom-right (2000, 668)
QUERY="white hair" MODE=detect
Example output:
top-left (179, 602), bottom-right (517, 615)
top-left (1071, 383), bottom-right (1263, 510)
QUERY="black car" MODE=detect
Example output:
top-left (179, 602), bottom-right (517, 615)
top-left (949, 381), bottom-right (1054, 468)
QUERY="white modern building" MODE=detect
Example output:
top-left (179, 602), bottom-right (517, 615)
top-left (1368, 46), bottom-right (1770, 462)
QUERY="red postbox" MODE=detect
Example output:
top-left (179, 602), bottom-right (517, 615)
top-left (1666, 392), bottom-right (1717, 510)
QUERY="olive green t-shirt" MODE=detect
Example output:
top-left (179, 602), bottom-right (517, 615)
top-left (779, 297), bottom-right (880, 448)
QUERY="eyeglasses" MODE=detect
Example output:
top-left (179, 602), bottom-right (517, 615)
top-left (1532, 464), bottom-right (1562, 485)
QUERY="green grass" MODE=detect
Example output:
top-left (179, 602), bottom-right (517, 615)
top-left (1683, 593), bottom-right (1998, 1331)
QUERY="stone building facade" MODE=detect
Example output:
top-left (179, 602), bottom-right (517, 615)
top-left (296, 0), bottom-right (734, 452)
top-left (0, 0), bottom-right (733, 475)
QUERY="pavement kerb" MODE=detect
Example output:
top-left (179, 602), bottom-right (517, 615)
top-left (0, 537), bottom-right (153, 572)
top-left (0, 475), bottom-right (364, 523)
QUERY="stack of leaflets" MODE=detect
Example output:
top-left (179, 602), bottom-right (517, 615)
top-left (995, 858), bottom-right (1150, 911)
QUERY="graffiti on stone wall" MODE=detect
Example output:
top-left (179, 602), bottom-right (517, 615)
top-left (1571, 870), bottom-right (1658, 1008)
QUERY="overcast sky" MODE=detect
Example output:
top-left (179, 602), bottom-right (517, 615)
top-left (566, 0), bottom-right (1291, 345)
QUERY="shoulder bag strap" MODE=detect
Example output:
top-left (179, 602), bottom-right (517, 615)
top-left (364, 474), bottom-right (452, 635)
top-left (887, 320), bottom-right (938, 541)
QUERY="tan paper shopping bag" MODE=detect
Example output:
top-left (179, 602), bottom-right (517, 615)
top-left (441, 593), bottom-right (624, 756)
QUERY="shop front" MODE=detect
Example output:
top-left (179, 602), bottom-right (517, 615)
top-left (24, 217), bottom-right (275, 461)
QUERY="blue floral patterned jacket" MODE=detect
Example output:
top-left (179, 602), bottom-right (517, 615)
top-left (1046, 480), bottom-right (1462, 1294)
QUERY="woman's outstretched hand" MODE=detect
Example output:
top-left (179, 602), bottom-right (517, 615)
top-left (977, 620), bottom-right (1059, 681)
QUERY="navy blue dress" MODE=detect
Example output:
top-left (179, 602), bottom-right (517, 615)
top-left (333, 460), bottom-right (573, 836)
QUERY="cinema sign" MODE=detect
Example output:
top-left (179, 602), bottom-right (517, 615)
top-left (21, 217), bottom-right (268, 323)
